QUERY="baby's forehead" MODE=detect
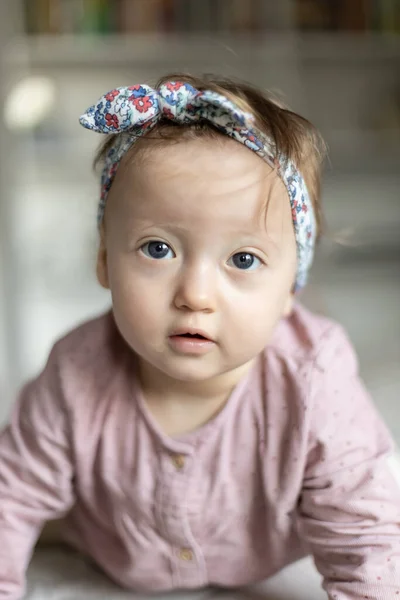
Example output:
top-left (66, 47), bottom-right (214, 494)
top-left (119, 136), bottom-right (283, 201)
top-left (108, 155), bottom-right (292, 247)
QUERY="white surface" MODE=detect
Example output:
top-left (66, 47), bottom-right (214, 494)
top-left (25, 548), bottom-right (325, 600)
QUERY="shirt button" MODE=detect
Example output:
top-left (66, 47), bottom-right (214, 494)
top-left (171, 454), bottom-right (185, 470)
top-left (178, 548), bottom-right (194, 562)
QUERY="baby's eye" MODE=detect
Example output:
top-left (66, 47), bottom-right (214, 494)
top-left (140, 241), bottom-right (175, 260)
top-left (228, 252), bottom-right (262, 271)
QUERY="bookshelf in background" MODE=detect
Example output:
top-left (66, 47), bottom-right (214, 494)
top-left (23, 0), bottom-right (270, 35)
top-left (23, 0), bottom-right (400, 35)
top-left (295, 0), bottom-right (400, 33)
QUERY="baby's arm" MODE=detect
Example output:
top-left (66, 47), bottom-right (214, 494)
top-left (0, 347), bottom-right (75, 599)
top-left (298, 326), bottom-right (400, 599)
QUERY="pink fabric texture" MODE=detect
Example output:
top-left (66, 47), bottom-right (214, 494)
top-left (1, 304), bottom-right (400, 599)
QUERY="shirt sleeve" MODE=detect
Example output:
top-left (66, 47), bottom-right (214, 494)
top-left (297, 325), bottom-right (400, 600)
top-left (0, 346), bottom-right (75, 599)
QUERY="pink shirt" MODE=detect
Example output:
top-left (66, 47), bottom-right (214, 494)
top-left (1, 304), bottom-right (400, 599)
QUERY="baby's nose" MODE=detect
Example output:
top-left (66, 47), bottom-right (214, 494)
top-left (173, 263), bottom-right (217, 313)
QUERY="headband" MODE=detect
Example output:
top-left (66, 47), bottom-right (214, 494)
top-left (80, 81), bottom-right (316, 290)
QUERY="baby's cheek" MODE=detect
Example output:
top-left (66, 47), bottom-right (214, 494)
top-left (109, 276), bottom-right (149, 323)
top-left (225, 304), bottom-right (274, 353)
top-left (118, 289), bottom-right (158, 330)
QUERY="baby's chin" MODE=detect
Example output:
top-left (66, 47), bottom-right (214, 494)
top-left (146, 357), bottom-right (227, 384)
top-left (141, 351), bottom-right (256, 386)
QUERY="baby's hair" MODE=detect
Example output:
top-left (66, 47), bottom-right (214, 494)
top-left (94, 72), bottom-right (327, 238)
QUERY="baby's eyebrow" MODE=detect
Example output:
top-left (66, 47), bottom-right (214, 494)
top-left (129, 222), bottom-right (187, 235)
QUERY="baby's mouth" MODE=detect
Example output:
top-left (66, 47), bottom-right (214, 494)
top-left (167, 327), bottom-right (216, 354)
top-left (169, 327), bottom-right (214, 342)
top-left (177, 333), bottom-right (208, 340)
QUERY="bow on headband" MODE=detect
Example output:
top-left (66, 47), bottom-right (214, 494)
top-left (80, 81), bottom-right (316, 290)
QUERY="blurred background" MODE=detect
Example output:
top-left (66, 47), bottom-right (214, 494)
top-left (0, 0), bottom-right (399, 438)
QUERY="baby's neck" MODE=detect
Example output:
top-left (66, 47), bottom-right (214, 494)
top-left (137, 360), bottom-right (255, 437)
top-left (144, 390), bottom-right (229, 437)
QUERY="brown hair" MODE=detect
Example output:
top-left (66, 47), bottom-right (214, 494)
top-left (94, 73), bottom-right (327, 237)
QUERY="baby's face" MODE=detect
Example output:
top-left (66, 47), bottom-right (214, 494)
top-left (98, 137), bottom-right (297, 385)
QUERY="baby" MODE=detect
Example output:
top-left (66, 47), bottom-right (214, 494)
top-left (0, 74), bottom-right (400, 600)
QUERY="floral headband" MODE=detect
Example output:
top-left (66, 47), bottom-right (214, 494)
top-left (80, 81), bottom-right (316, 290)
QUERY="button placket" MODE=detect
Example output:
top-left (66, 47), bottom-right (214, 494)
top-left (155, 449), bottom-right (207, 587)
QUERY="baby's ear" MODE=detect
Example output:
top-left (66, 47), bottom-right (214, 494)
top-left (96, 225), bottom-right (110, 289)
top-left (282, 293), bottom-right (294, 317)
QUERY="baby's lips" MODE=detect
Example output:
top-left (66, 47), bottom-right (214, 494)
top-left (169, 327), bottom-right (215, 342)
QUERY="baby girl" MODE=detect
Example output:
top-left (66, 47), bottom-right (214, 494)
top-left (0, 73), bottom-right (399, 599)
